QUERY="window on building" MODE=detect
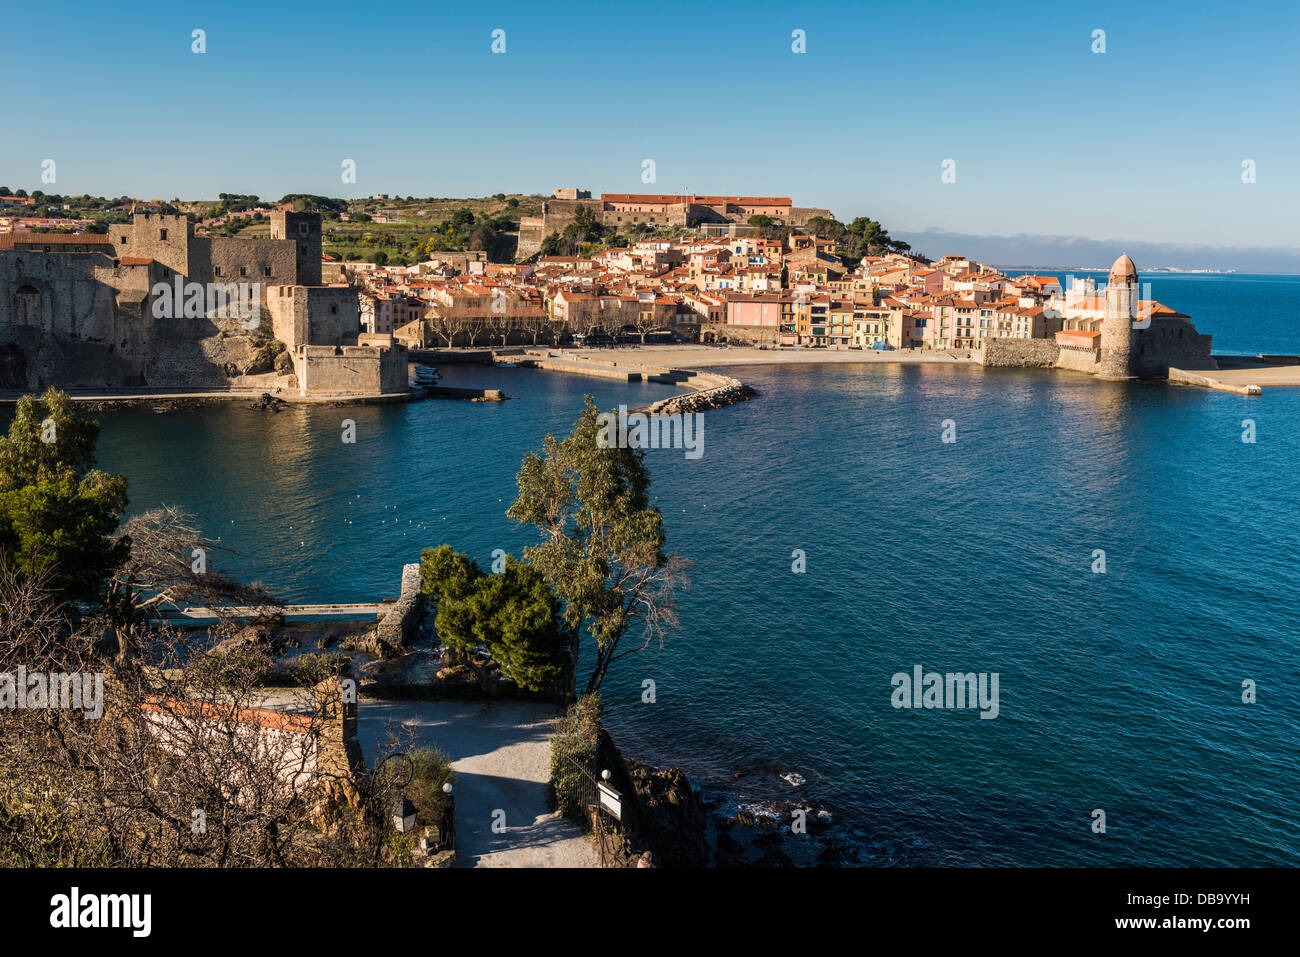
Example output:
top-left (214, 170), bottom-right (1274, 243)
top-left (239, 266), bottom-right (247, 277)
top-left (214, 266), bottom-right (222, 277)
top-left (263, 266), bottom-right (272, 277)
top-left (160, 229), bottom-right (168, 240)
top-left (298, 223), bottom-right (309, 237)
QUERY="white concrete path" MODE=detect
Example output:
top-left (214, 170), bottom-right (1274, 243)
top-left (356, 699), bottom-right (598, 868)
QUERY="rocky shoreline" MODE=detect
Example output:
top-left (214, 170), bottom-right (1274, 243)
top-left (618, 757), bottom-right (853, 867)
top-left (605, 735), bottom-right (852, 867)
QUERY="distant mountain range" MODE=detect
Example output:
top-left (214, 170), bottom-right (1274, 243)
top-left (892, 229), bottom-right (1300, 275)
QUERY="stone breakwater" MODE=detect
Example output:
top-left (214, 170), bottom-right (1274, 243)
top-left (642, 375), bottom-right (757, 415)
top-left (514, 349), bottom-right (758, 415)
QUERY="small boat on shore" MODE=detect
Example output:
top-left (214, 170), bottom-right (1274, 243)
top-left (493, 360), bottom-right (515, 369)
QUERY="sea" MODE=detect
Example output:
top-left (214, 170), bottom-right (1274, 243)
top-left (26, 272), bottom-right (1300, 865)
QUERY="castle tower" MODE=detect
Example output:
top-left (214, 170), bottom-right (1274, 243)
top-left (113, 213), bottom-right (193, 276)
top-left (270, 210), bottom-right (322, 286)
top-left (1097, 253), bottom-right (1137, 380)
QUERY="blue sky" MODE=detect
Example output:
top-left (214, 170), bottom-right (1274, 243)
top-left (4, 0), bottom-right (1298, 252)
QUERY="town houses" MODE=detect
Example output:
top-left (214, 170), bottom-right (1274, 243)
top-left (331, 220), bottom-right (1199, 365)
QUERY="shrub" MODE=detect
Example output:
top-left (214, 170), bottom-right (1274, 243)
top-left (290, 652), bottom-right (351, 686)
top-left (550, 693), bottom-right (602, 821)
top-left (375, 747), bottom-right (455, 827)
top-left (190, 649), bottom-right (271, 687)
top-left (405, 748), bottom-right (456, 825)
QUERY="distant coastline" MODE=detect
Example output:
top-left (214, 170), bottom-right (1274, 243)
top-left (993, 265), bottom-right (1239, 274)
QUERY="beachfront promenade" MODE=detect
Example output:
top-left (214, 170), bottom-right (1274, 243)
top-left (494, 343), bottom-right (1298, 398)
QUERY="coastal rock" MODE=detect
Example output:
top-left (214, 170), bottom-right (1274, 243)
top-left (339, 627), bottom-right (404, 660)
top-left (707, 797), bottom-right (846, 867)
top-left (251, 392), bottom-right (287, 412)
top-left (624, 760), bottom-right (711, 868)
top-left (644, 378), bottom-right (757, 416)
top-left (208, 622), bottom-right (283, 659)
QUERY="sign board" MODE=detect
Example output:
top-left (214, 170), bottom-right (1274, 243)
top-left (597, 782), bottom-right (622, 821)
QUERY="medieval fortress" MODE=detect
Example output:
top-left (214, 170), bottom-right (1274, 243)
top-left (516, 189), bottom-right (833, 259)
top-left (0, 209), bottom-right (406, 395)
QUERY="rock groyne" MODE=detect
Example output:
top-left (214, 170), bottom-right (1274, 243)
top-left (641, 374), bottom-right (756, 415)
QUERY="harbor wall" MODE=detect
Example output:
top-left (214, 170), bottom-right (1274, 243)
top-left (979, 338), bottom-right (1060, 368)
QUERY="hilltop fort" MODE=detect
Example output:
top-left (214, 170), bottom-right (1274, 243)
top-left (516, 189), bottom-right (833, 259)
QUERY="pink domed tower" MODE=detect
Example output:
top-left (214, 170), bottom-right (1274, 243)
top-left (1097, 253), bottom-right (1138, 380)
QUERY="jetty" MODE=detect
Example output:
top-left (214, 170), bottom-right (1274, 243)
top-left (153, 603), bottom-right (391, 628)
top-left (503, 348), bottom-right (755, 412)
top-left (1168, 355), bottom-right (1300, 394)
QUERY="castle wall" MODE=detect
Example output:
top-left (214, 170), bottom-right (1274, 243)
top-left (306, 286), bottom-right (360, 345)
top-left (1, 252), bottom-right (145, 388)
top-left (1055, 345), bottom-right (1102, 374)
top-left (516, 216), bottom-right (544, 261)
top-left (267, 285), bottom-right (310, 352)
top-left (298, 343), bottom-right (406, 395)
top-left (789, 206), bottom-right (834, 226)
top-left (0, 248), bottom-right (257, 389)
top-left (1133, 321), bottom-right (1216, 376)
top-left (194, 237), bottom-right (299, 286)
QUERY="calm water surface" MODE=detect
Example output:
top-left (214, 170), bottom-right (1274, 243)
top-left (55, 274), bottom-right (1300, 865)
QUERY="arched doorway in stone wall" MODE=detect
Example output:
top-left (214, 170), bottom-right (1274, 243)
top-left (12, 284), bottom-right (42, 326)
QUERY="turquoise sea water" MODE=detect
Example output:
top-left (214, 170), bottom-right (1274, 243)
top-left (38, 274), bottom-right (1300, 866)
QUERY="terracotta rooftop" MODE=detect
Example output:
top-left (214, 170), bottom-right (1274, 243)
top-left (0, 232), bottom-right (111, 247)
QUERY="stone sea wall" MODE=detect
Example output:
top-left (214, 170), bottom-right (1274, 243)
top-left (979, 338), bottom-right (1061, 368)
top-left (1055, 346), bottom-right (1101, 373)
top-left (371, 563), bottom-right (423, 656)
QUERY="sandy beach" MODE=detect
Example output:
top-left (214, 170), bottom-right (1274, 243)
top-left (576, 344), bottom-right (977, 370)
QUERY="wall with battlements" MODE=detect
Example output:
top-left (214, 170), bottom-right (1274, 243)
top-left (0, 207), bottom-right (383, 393)
top-left (297, 342), bottom-right (406, 395)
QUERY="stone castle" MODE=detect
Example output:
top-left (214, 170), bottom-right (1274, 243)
top-left (0, 210), bottom-right (406, 395)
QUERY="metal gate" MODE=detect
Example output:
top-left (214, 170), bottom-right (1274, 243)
top-left (559, 755), bottom-right (625, 867)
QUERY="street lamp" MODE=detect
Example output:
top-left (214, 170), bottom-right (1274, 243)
top-left (392, 797), bottom-right (417, 834)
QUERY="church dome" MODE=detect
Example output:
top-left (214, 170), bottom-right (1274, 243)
top-left (1109, 253), bottom-right (1138, 282)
